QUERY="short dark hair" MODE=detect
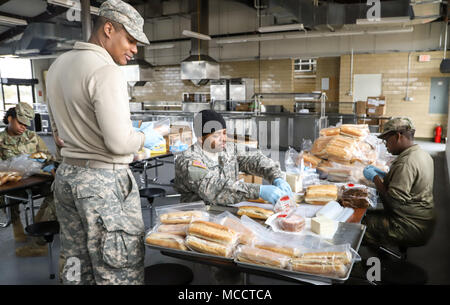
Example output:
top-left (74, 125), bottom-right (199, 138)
top-left (92, 16), bottom-right (124, 35)
top-left (3, 107), bottom-right (16, 125)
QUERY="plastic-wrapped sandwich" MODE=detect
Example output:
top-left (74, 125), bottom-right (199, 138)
top-left (235, 245), bottom-right (291, 269)
top-left (305, 185), bottom-right (338, 205)
top-left (145, 232), bottom-right (187, 251)
top-left (290, 250), bottom-right (352, 278)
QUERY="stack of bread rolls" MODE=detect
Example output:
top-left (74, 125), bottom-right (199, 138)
top-left (185, 220), bottom-right (239, 257)
top-left (145, 210), bottom-right (208, 250)
top-left (0, 171), bottom-right (23, 186)
top-left (290, 250), bottom-right (352, 278)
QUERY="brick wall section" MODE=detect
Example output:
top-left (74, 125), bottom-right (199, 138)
top-left (339, 51), bottom-right (449, 138)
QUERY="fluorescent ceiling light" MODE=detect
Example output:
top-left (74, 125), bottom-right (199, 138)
top-left (147, 43), bottom-right (175, 50)
top-left (0, 15), bottom-right (28, 26)
top-left (356, 16), bottom-right (411, 25)
top-left (47, 0), bottom-right (99, 16)
top-left (258, 23), bottom-right (304, 33)
top-left (182, 30), bottom-right (211, 40)
top-left (15, 48), bottom-right (40, 55)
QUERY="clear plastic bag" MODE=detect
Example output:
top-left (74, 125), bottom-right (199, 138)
top-left (187, 219), bottom-right (240, 246)
top-left (339, 183), bottom-right (377, 208)
top-left (215, 211), bottom-right (257, 245)
top-left (0, 154), bottom-right (43, 179)
top-left (285, 146), bottom-right (303, 174)
top-left (289, 243), bottom-right (361, 278)
top-left (154, 201), bottom-right (209, 225)
top-left (152, 223), bottom-right (189, 237)
top-left (144, 231), bottom-right (188, 251)
top-left (235, 245), bottom-right (291, 269)
top-left (302, 138), bottom-right (313, 152)
top-left (273, 195), bottom-right (296, 214)
top-left (185, 235), bottom-right (235, 258)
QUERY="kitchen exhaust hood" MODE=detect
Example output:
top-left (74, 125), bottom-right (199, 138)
top-left (180, 0), bottom-right (219, 86)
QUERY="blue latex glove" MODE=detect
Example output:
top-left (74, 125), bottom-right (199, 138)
top-left (32, 158), bottom-right (46, 163)
top-left (363, 165), bottom-right (379, 182)
top-left (133, 121), bottom-right (153, 132)
top-left (42, 164), bottom-right (55, 173)
top-left (141, 125), bottom-right (164, 150)
top-left (273, 178), bottom-right (293, 197)
top-left (259, 185), bottom-right (287, 205)
top-left (373, 167), bottom-right (387, 179)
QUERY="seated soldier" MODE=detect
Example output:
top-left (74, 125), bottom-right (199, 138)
top-left (174, 109), bottom-right (292, 206)
top-left (0, 102), bottom-right (57, 257)
top-left (362, 117), bottom-right (436, 250)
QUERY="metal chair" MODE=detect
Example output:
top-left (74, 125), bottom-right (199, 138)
top-left (377, 245), bottom-right (428, 285)
top-left (139, 188), bottom-right (166, 228)
top-left (24, 221), bottom-right (60, 279)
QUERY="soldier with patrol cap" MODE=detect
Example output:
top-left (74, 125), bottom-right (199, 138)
top-left (46, 0), bottom-right (162, 285)
top-left (175, 109), bottom-right (292, 206)
top-left (362, 117), bottom-right (436, 248)
top-left (0, 102), bottom-right (57, 256)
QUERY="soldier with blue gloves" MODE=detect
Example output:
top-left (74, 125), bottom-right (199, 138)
top-left (362, 117), bottom-right (435, 249)
top-left (175, 110), bottom-right (292, 206)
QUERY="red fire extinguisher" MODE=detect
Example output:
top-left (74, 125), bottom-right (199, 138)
top-left (434, 125), bottom-right (442, 143)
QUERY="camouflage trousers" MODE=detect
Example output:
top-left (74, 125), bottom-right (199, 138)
top-left (54, 163), bottom-right (145, 285)
top-left (362, 210), bottom-right (435, 248)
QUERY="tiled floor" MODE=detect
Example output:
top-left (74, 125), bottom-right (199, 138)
top-left (0, 138), bottom-right (449, 285)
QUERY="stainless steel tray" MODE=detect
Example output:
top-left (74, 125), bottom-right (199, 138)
top-left (235, 259), bottom-right (351, 284)
top-left (145, 243), bottom-right (235, 263)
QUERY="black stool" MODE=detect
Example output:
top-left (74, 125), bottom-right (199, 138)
top-left (378, 246), bottom-right (428, 285)
top-left (144, 263), bottom-right (194, 285)
top-left (139, 188), bottom-right (166, 228)
top-left (24, 221), bottom-right (60, 279)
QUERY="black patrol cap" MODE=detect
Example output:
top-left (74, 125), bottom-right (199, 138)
top-left (193, 110), bottom-right (227, 138)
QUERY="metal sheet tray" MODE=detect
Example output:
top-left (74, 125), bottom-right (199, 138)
top-left (145, 243), bottom-right (235, 263)
top-left (235, 259), bottom-right (351, 284)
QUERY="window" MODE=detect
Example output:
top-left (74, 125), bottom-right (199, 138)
top-left (0, 57), bottom-right (34, 112)
top-left (294, 58), bottom-right (317, 72)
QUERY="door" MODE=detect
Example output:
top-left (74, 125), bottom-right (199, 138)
top-left (429, 78), bottom-right (449, 114)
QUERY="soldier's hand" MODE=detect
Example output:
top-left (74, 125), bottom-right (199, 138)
top-left (273, 178), bottom-right (293, 198)
top-left (259, 185), bottom-right (287, 205)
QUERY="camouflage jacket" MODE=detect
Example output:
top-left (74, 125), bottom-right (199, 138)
top-left (0, 129), bottom-right (54, 161)
top-left (174, 142), bottom-right (283, 206)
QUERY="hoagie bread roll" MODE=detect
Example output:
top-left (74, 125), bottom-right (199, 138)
top-left (156, 224), bottom-right (188, 237)
top-left (185, 235), bottom-right (234, 257)
top-left (236, 245), bottom-right (290, 269)
top-left (159, 210), bottom-right (206, 224)
top-left (237, 206), bottom-right (274, 220)
top-left (188, 220), bottom-right (238, 245)
top-left (145, 232), bottom-right (187, 250)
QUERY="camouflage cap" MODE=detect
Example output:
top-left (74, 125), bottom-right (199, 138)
top-left (378, 117), bottom-right (415, 139)
top-left (99, 0), bottom-right (149, 45)
top-left (15, 102), bottom-right (34, 126)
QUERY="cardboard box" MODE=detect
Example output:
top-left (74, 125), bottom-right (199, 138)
top-left (167, 125), bottom-right (193, 152)
top-left (238, 173), bottom-right (263, 184)
top-left (366, 105), bottom-right (386, 117)
top-left (356, 101), bottom-right (367, 115)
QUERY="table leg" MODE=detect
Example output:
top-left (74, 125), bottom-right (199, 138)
top-left (27, 189), bottom-right (35, 224)
top-left (0, 197), bottom-right (12, 228)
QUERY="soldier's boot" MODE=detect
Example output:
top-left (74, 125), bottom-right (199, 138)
top-left (15, 244), bottom-right (48, 257)
top-left (12, 218), bottom-right (27, 243)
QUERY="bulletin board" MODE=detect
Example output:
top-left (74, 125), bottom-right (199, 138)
top-left (353, 74), bottom-right (382, 102)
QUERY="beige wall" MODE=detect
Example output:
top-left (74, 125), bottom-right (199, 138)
top-left (133, 59), bottom-right (296, 110)
top-left (339, 51), bottom-right (449, 138)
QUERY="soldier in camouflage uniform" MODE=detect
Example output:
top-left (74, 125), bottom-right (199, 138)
top-left (0, 102), bottom-right (57, 257)
top-left (174, 110), bottom-right (292, 206)
top-left (362, 117), bottom-right (436, 248)
top-left (174, 110), bottom-right (292, 284)
top-left (46, 0), bottom-right (156, 285)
